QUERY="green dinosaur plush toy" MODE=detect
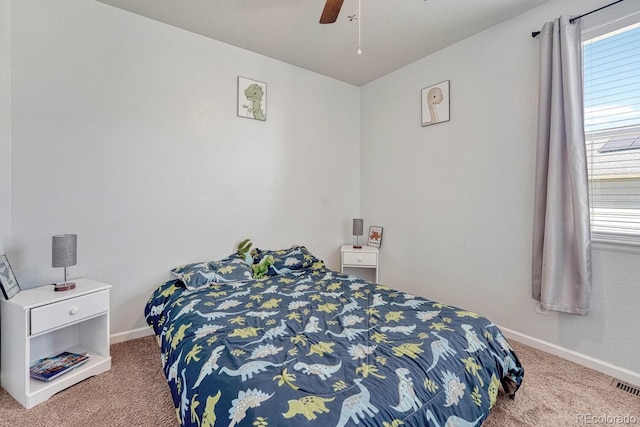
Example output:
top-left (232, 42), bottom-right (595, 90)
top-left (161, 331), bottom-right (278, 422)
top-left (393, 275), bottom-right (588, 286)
top-left (237, 238), bottom-right (253, 266)
top-left (236, 238), bottom-right (274, 279)
top-left (251, 254), bottom-right (274, 279)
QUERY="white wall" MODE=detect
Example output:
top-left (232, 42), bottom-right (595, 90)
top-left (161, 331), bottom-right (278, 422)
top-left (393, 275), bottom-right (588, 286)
top-left (0, 0), bottom-right (10, 251)
top-left (8, 0), bottom-right (639, 381)
top-left (360, 0), bottom-right (640, 376)
top-left (9, 0), bottom-right (360, 335)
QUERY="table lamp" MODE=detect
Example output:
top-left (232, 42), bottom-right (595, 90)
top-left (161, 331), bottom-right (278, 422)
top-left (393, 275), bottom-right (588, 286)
top-left (52, 234), bottom-right (77, 291)
top-left (353, 218), bottom-right (363, 249)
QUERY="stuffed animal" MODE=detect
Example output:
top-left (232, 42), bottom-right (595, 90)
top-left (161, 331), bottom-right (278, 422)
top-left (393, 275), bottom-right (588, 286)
top-left (251, 254), bottom-right (274, 279)
top-left (237, 238), bottom-right (274, 279)
top-left (237, 238), bottom-right (253, 266)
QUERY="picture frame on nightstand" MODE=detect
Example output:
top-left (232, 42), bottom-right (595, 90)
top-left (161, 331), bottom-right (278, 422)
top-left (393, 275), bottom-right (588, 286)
top-left (368, 226), bottom-right (383, 248)
top-left (0, 254), bottom-right (21, 300)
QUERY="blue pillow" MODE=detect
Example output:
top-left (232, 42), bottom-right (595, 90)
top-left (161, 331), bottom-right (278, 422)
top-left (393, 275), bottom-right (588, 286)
top-left (253, 245), bottom-right (325, 276)
top-left (171, 253), bottom-right (253, 290)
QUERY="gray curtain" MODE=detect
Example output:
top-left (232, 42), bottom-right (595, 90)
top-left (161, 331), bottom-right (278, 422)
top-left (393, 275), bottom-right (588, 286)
top-left (532, 16), bottom-right (592, 315)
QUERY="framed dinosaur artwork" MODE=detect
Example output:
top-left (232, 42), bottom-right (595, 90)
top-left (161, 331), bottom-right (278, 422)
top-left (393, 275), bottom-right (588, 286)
top-left (421, 80), bottom-right (450, 127)
top-left (237, 76), bottom-right (267, 121)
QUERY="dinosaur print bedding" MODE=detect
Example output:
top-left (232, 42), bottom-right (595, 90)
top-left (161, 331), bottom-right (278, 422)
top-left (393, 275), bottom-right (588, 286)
top-left (145, 253), bottom-right (524, 427)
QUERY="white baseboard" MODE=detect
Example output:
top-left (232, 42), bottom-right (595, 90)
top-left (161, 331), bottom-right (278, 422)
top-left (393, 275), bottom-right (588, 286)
top-left (110, 326), bottom-right (154, 344)
top-left (500, 325), bottom-right (640, 388)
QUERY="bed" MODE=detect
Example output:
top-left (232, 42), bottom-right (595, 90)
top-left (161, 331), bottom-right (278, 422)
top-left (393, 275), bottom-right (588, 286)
top-left (145, 245), bottom-right (523, 427)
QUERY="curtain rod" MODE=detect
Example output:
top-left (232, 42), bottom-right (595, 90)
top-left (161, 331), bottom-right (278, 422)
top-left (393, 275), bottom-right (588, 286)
top-left (531, 0), bottom-right (626, 38)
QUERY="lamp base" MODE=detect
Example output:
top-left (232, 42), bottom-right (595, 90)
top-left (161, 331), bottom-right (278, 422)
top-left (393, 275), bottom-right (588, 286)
top-left (352, 245), bottom-right (362, 249)
top-left (54, 282), bottom-right (76, 292)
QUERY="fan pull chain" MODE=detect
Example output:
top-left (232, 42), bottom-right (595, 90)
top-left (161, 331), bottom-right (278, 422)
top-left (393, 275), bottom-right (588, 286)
top-left (357, 0), bottom-right (362, 54)
top-left (348, 0), bottom-right (361, 54)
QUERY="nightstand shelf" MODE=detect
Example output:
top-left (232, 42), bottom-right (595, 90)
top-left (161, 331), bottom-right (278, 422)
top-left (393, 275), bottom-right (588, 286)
top-left (1, 278), bottom-right (111, 408)
top-left (340, 245), bottom-right (379, 283)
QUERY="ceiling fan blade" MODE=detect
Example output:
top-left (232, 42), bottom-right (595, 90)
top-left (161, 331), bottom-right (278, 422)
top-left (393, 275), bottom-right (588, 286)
top-left (319, 0), bottom-right (344, 24)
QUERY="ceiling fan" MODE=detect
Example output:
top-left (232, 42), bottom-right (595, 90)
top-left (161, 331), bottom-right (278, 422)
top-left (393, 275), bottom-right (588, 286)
top-left (319, 0), bottom-right (344, 24)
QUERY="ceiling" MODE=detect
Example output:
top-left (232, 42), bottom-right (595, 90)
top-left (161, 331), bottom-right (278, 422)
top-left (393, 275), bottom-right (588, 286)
top-left (96, 0), bottom-right (551, 86)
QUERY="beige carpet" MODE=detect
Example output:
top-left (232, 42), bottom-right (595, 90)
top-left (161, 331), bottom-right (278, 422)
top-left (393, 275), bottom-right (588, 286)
top-left (0, 336), bottom-right (638, 426)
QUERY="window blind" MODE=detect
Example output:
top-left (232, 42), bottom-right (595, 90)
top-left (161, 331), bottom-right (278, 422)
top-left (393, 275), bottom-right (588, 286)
top-left (583, 22), bottom-right (640, 240)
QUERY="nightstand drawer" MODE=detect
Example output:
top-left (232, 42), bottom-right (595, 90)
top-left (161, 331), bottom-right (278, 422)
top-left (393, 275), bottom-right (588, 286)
top-left (30, 290), bottom-right (109, 335)
top-left (343, 252), bottom-right (377, 266)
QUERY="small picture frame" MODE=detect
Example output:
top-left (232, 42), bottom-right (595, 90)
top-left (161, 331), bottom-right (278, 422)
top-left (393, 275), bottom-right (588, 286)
top-left (368, 226), bottom-right (383, 248)
top-left (0, 254), bottom-right (21, 300)
top-left (237, 76), bottom-right (267, 121)
top-left (421, 80), bottom-right (450, 127)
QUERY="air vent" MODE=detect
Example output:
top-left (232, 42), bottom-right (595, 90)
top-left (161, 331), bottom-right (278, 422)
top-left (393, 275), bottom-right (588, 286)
top-left (611, 379), bottom-right (640, 397)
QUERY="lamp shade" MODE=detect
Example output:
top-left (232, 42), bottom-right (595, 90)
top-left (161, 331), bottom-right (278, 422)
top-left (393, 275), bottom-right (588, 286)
top-left (352, 218), bottom-right (364, 236)
top-left (52, 234), bottom-right (77, 268)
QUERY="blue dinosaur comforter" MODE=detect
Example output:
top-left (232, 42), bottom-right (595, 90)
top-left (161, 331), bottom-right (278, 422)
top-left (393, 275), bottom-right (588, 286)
top-left (145, 267), bottom-right (523, 427)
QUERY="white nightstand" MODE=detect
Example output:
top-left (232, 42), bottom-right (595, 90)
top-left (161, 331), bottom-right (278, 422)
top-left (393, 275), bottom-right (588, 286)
top-left (340, 244), bottom-right (379, 283)
top-left (0, 278), bottom-right (112, 408)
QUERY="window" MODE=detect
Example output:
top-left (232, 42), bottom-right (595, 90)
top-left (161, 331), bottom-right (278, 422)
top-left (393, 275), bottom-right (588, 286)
top-left (583, 16), bottom-right (640, 245)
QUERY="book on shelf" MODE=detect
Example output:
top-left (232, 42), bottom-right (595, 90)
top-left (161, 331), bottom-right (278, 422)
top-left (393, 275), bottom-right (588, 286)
top-left (29, 351), bottom-right (89, 382)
